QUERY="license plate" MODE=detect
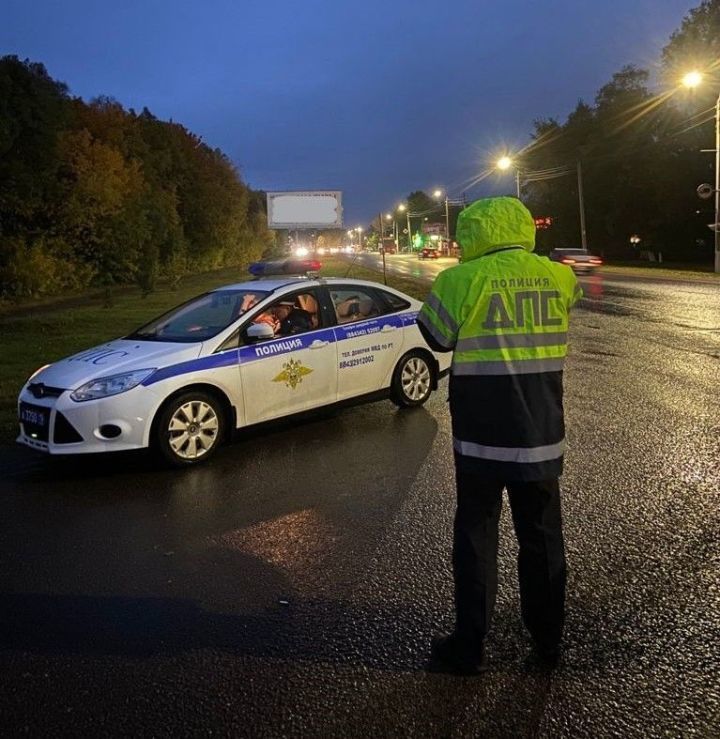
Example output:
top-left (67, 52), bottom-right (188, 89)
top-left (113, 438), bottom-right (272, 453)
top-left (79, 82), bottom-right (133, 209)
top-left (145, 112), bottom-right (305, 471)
top-left (20, 403), bottom-right (48, 429)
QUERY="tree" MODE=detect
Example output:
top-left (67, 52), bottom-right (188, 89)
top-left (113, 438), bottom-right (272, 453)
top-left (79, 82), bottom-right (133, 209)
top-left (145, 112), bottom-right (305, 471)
top-left (0, 57), bottom-right (271, 297)
top-left (523, 55), bottom-right (711, 261)
top-left (0, 56), bottom-right (69, 237)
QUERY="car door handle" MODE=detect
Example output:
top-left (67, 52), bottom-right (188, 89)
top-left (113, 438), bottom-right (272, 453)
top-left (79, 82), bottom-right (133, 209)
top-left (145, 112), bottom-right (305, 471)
top-left (381, 325), bottom-right (397, 333)
top-left (309, 340), bottom-right (329, 349)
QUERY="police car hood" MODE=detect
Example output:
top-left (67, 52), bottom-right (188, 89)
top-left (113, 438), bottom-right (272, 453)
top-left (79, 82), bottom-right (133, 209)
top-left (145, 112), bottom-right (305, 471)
top-left (33, 339), bottom-right (203, 389)
top-left (455, 196), bottom-right (536, 262)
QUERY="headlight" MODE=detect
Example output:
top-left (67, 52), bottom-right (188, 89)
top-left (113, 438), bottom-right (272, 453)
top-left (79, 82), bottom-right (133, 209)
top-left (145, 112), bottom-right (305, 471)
top-left (70, 369), bottom-right (156, 402)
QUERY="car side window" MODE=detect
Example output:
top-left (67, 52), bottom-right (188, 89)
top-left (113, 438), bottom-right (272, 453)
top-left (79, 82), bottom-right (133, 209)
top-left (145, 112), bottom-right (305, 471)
top-left (246, 290), bottom-right (321, 341)
top-left (331, 288), bottom-right (383, 324)
top-left (376, 289), bottom-right (411, 313)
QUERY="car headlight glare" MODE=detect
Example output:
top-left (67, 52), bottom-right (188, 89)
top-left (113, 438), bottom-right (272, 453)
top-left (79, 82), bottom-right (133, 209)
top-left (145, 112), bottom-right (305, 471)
top-left (70, 369), bottom-right (156, 402)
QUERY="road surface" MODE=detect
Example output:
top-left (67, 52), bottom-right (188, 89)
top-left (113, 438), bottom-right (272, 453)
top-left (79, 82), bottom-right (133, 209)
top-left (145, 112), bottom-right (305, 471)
top-left (1, 262), bottom-right (718, 737)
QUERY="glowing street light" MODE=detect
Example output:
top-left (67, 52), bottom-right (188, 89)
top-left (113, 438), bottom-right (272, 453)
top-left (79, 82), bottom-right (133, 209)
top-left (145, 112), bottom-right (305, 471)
top-left (432, 188), bottom-right (451, 250)
top-left (396, 203), bottom-right (410, 251)
top-left (496, 156), bottom-right (521, 198)
top-left (681, 71), bottom-right (703, 89)
top-left (681, 69), bottom-right (720, 272)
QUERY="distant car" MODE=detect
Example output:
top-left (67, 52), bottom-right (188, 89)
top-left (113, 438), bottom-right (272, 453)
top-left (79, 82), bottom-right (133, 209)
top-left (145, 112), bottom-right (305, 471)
top-left (17, 260), bottom-right (451, 467)
top-left (549, 248), bottom-right (603, 273)
top-left (419, 247), bottom-right (440, 260)
top-left (379, 245), bottom-right (396, 255)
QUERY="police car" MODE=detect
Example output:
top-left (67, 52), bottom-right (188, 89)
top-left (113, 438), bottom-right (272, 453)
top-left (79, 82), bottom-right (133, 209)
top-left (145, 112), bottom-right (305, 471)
top-left (17, 260), bottom-right (451, 466)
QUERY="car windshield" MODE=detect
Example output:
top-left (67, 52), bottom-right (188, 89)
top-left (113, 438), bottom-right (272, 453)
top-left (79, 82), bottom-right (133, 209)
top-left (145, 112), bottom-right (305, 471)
top-left (127, 289), bottom-right (270, 342)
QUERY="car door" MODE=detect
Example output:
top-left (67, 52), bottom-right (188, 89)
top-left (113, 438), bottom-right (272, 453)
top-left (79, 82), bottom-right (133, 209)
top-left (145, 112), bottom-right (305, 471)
top-left (239, 288), bottom-right (338, 424)
top-left (329, 285), bottom-right (405, 400)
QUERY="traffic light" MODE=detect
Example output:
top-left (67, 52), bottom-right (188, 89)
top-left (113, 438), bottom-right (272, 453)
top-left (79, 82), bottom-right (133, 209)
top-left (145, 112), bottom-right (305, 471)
top-left (534, 216), bottom-right (553, 230)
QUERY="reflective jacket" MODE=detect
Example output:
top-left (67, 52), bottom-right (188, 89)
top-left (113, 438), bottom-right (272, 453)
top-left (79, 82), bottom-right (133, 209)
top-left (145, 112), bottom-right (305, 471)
top-left (417, 197), bottom-right (581, 481)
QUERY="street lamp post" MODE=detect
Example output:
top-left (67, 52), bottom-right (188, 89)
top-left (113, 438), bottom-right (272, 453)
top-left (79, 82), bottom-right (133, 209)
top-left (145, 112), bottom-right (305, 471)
top-left (682, 70), bottom-right (720, 273)
top-left (384, 213), bottom-right (395, 250)
top-left (433, 189), bottom-right (452, 253)
top-left (397, 203), bottom-right (410, 252)
top-left (715, 91), bottom-right (719, 273)
top-left (497, 156), bottom-right (520, 198)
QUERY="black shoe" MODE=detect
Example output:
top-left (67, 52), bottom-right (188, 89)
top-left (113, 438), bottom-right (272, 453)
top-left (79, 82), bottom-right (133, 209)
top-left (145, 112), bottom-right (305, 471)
top-left (531, 640), bottom-right (561, 667)
top-left (427, 633), bottom-right (488, 676)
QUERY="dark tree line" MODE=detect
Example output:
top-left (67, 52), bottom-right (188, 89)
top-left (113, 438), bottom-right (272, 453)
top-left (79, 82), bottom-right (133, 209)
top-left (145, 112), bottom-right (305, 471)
top-left (0, 56), bottom-right (274, 298)
top-left (519, 0), bottom-right (720, 262)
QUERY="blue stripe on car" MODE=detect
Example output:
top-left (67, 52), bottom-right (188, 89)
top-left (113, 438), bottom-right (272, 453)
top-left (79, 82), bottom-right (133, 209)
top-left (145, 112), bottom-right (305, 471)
top-left (142, 351), bottom-right (240, 386)
top-left (142, 313), bottom-right (413, 386)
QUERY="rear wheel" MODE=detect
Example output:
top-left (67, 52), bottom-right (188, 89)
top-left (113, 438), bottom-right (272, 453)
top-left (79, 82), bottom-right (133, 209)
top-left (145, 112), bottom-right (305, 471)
top-left (154, 391), bottom-right (225, 466)
top-left (390, 351), bottom-right (433, 408)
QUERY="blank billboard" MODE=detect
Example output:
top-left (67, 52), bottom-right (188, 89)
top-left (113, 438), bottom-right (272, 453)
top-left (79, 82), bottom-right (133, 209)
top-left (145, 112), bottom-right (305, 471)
top-left (267, 191), bottom-right (343, 229)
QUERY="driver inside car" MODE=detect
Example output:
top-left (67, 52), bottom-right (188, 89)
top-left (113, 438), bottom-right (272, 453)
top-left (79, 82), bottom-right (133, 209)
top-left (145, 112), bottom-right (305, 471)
top-left (273, 300), bottom-right (313, 336)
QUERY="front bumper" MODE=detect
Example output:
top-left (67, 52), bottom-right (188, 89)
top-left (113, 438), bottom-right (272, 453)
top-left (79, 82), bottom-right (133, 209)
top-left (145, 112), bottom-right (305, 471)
top-left (16, 386), bottom-right (159, 455)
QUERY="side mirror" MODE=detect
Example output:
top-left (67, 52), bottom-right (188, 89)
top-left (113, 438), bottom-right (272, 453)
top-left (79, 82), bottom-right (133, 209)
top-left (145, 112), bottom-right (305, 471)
top-left (246, 323), bottom-right (275, 341)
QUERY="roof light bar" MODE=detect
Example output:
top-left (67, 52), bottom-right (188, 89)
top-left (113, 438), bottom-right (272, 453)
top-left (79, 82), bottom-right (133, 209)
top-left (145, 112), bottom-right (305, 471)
top-left (248, 259), bottom-right (322, 278)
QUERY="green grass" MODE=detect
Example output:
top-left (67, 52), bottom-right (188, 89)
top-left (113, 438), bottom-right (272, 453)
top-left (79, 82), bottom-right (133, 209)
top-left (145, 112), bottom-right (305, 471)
top-left (0, 257), bottom-right (427, 445)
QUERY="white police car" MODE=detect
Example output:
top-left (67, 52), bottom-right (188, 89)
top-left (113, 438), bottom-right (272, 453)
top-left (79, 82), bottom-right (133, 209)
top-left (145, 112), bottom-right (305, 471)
top-left (17, 260), bottom-right (451, 466)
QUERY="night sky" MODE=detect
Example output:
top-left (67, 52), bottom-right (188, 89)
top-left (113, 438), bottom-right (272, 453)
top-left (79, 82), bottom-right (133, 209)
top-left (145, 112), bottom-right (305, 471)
top-left (2, 0), bottom-right (699, 225)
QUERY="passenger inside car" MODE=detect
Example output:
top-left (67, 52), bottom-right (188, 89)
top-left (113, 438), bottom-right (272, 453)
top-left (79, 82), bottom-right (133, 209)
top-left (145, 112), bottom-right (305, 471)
top-left (334, 294), bottom-right (380, 323)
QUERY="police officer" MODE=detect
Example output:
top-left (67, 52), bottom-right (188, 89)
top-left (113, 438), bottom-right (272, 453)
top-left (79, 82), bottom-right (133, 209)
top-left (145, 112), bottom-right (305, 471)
top-left (273, 300), bottom-right (313, 336)
top-left (417, 197), bottom-right (582, 674)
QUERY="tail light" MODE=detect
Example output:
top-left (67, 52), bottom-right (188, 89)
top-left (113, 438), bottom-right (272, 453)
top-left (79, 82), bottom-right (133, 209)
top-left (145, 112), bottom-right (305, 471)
top-left (589, 258), bottom-right (603, 265)
top-left (561, 258), bottom-right (576, 264)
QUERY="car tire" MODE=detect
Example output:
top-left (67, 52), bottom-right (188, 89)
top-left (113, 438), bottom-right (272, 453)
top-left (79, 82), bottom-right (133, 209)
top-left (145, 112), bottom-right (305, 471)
top-left (390, 351), bottom-right (434, 408)
top-left (154, 391), bottom-right (225, 467)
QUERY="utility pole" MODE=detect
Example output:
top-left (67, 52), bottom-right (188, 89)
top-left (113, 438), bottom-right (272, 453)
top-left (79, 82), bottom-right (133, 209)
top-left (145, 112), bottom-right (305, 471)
top-left (444, 197), bottom-right (450, 253)
top-left (715, 92), bottom-right (719, 272)
top-left (577, 160), bottom-right (588, 251)
top-left (378, 212), bottom-right (387, 284)
top-left (515, 170), bottom-right (521, 199)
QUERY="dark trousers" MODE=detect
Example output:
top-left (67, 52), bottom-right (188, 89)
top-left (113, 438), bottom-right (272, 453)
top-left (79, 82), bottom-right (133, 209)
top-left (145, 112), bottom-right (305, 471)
top-left (452, 469), bottom-right (567, 649)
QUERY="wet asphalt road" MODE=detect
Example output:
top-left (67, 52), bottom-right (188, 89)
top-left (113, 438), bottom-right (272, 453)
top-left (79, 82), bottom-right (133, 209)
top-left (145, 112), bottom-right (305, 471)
top-left (1, 271), bottom-right (719, 737)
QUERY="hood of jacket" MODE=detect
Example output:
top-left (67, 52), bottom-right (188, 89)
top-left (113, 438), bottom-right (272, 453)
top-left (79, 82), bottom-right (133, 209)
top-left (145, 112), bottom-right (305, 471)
top-left (455, 197), bottom-right (536, 263)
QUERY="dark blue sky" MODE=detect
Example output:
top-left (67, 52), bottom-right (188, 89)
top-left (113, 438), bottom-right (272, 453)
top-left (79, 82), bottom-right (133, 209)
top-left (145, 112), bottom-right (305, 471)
top-left (2, 0), bottom-right (698, 224)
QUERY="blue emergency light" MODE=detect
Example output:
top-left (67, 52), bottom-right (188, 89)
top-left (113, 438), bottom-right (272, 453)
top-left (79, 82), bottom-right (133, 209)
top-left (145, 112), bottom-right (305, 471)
top-left (248, 258), bottom-right (322, 277)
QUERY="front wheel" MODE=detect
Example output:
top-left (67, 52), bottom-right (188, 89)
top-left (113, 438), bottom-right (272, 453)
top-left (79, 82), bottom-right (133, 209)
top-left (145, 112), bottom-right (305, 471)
top-left (390, 351), bottom-right (434, 408)
top-left (154, 391), bottom-right (225, 466)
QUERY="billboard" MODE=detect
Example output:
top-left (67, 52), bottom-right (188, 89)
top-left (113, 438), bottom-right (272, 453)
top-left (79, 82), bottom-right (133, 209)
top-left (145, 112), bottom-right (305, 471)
top-left (267, 191), bottom-right (343, 229)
